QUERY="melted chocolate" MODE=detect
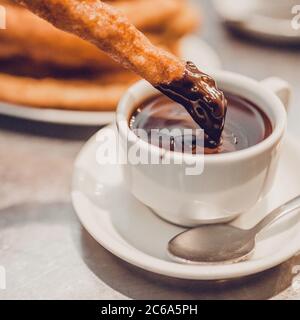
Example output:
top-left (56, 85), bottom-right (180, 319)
top-left (156, 62), bottom-right (227, 148)
top-left (129, 93), bottom-right (272, 155)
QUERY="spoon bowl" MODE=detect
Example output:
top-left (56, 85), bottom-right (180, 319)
top-left (168, 224), bottom-right (255, 264)
top-left (168, 195), bottom-right (300, 264)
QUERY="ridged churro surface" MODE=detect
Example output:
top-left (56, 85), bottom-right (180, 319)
top-left (13, 0), bottom-right (186, 85)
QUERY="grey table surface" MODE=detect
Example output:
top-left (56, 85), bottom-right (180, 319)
top-left (0, 0), bottom-right (300, 300)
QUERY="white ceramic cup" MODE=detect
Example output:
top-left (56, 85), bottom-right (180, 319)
top-left (117, 71), bottom-right (291, 227)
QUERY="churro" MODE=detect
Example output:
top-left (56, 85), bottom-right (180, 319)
top-left (13, 0), bottom-right (226, 147)
top-left (0, 33), bottom-right (181, 72)
top-left (0, 71), bottom-right (138, 110)
top-left (0, 0), bottom-right (189, 110)
top-left (0, 1), bottom-right (196, 70)
top-left (13, 0), bottom-right (185, 85)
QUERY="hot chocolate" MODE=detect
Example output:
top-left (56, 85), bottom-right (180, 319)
top-left (129, 92), bottom-right (272, 154)
top-left (156, 62), bottom-right (227, 149)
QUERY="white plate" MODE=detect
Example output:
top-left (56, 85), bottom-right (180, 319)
top-left (72, 125), bottom-right (300, 280)
top-left (0, 36), bottom-right (221, 126)
top-left (213, 0), bottom-right (300, 44)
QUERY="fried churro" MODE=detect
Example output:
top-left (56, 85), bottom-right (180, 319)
top-left (0, 56), bottom-right (139, 110)
top-left (0, 71), bottom-right (138, 110)
top-left (13, 0), bottom-right (185, 85)
top-left (13, 0), bottom-right (226, 147)
top-left (0, 0), bottom-right (193, 110)
top-left (0, 1), bottom-right (195, 71)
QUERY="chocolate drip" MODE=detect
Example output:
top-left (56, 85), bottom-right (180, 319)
top-left (156, 62), bottom-right (227, 148)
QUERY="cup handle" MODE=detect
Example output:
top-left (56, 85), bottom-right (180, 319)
top-left (260, 77), bottom-right (291, 113)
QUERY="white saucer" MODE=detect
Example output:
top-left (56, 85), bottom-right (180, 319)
top-left (0, 36), bottom-right (221, 126)
top-left (213, 0), bottom-right (300, 44)
top-left (72, 125), bottom-right (300, 280)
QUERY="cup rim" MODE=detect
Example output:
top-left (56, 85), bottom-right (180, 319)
top-left (117, 71), bottom-right (287, 164)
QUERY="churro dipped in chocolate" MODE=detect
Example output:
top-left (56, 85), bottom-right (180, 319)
top-left (157, 62), bottom-right (227, 148)
top-left (14, 0), bottom-right (226, 148)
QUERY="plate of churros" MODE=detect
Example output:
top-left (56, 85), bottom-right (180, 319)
top-left (0, 0), bottom-right (221, 125)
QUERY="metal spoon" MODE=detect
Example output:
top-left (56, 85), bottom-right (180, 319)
top-left (168, 195), bottom-right (300, 264)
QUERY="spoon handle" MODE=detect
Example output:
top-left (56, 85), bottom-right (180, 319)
top-left (252, 195), bottom-right (300, 234)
